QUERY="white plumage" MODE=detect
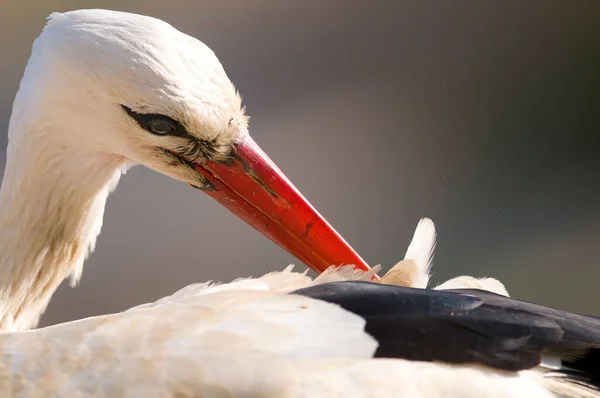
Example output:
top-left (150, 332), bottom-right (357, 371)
top-left (0, 220), bottom-right (555, 397)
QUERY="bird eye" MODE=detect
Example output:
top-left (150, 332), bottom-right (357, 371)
top-left (147, 118), bottom-right (177, 136)
top-left (121, 105), bottom-right (181, 137)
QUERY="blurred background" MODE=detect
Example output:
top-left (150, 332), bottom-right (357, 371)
top-left (0, 1), bottom-right (598, 326)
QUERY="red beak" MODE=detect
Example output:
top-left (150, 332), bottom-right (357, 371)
top-left (194, 136), bottom-right (374, 276)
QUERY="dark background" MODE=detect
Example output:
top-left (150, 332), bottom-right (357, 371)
top-left (0, 1), bottom-right (598, 326)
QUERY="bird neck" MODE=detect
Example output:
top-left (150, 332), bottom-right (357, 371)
top-left (0, 115), bottom-right (128, 331)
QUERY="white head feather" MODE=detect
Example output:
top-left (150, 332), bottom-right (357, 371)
top-left (0, 9), bottom-right (248, 331)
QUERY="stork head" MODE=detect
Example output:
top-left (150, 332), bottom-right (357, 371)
top-left (18, 9), bottom-right (370, 274)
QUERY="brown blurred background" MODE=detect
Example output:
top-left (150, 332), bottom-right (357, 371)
top-left (0, 1), bottom-right (599, 326)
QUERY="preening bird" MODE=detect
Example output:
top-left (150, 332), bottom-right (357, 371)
top-left (0, 9), bottom-right (598, 397)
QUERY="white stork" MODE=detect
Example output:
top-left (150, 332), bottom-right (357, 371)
top-left (0, 9), bottom-right (597, 397)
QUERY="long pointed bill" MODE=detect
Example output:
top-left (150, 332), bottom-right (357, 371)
top-left (194, 136), bottom-right (375, 277)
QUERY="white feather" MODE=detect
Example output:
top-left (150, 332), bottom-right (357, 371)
top-left (404, 217), bottom-right (437, 286)
top-left (434, 276), bottom-right (510, 297)
top-left (380, 217), bottom-right (437, 288)
top-left (0, 269), bottom-right (556, 397)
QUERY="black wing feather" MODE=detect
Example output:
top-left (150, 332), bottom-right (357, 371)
top-left (292, 281), bottom-right (600, 376)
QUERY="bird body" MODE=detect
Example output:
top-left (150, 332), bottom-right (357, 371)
top-left (0, 267), bottom-right (558, 398)
top-left (0, 217), bottom-right (596, 397)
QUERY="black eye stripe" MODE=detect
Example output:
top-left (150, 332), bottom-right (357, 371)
top-left (121, 105), bottom-right (228, 162)
top-left (121, 105), bottom-right (186, 137)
